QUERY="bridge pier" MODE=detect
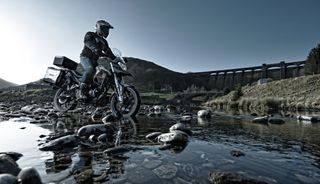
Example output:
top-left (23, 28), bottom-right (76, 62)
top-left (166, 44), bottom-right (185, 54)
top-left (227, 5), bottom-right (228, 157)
top-left (280, 61), bottom-right (287, 79)
top-left (262, 64), bottom-right (268, 78)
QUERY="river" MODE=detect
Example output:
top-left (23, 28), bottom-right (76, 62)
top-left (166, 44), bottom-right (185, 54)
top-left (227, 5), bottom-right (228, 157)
top-left (0, 110), bottom-right (320, 183)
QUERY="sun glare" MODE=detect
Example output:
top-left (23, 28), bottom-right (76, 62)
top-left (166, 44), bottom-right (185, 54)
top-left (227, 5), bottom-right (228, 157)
top-left (0, 18), bottom-right (36, 84)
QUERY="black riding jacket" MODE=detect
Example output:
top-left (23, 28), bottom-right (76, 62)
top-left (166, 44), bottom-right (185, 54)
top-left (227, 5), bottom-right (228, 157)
top-left (80, 31), bottom-right (116, 60)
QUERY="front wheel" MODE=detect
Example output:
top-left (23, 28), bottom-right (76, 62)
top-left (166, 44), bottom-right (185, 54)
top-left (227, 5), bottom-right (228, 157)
top-left (53, 88), bottom-right (77, 112)
top-left (110, 86), bottom-right (141, 117)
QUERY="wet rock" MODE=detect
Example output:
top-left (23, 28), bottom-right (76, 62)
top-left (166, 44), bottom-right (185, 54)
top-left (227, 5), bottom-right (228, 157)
top-left (157, 131), bottom-right (188, 144)
top-left (208, 171), bottom-right (268, 184)
top-left (97, 133), bottom-right (108, 143)
top-left (20, 105), bottom-right (38, 114)
top-left (73, 169), bottom-right (93, 184)
top-left (159, 144), bottom-right (173, 150)
top-left (197, 117), bottom-right (210, 126)
top-left (297, 115), bottom-right (320, 123)
top-left (197, 110), bottom-right (211, 118)
top-left (230, 150), bottom-right (245, 157)
top-left (252, 116), bottom-right (268, 124)
top-left (166, 105), bottom-right (177, 112)
top-left (104, 145), bottom-right (133, 156)
top-left (77, 124), bottom-right (115, 138)
top-left (146, 132), bottom-right (162, 141)
top-left (268, 118), bottom-right (285, 124)
top-left (39, 135), bottom-right (79, 151)
top-left (148, 112), bottom-right (161, 117)
top-left (20, 127), bottom-right (26, 130)
top-left (88, 135), bottom-right (97, 142)
top-left (17, 167), bottom-right (42, 184)
top-left (0, 152), bottom-right (23, 162)
top-left (102, 113), bottom-right (118, 123)
top-left (33, 108), bottom-right (48, 115)
top-left (0, 154), bottom-right (21, 176)
top-left (47, 111), bottom-right (58, 119)
top-left (174, 177), bottom-right (193, 184)
top-left (0, 174), bottom-right (18, 184)
top-left (169, 123), bottom-right (192, 136)
top-left (180, 114), bottom-right (192, 123)
top-left (153, 164), bottom-right (178, 179)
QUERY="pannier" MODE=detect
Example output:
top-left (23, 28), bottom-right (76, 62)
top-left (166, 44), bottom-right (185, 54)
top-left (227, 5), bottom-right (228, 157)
top-left (53, 56), bottom-right (78, 70)
top-left (43, 67), bottom-right (65, 87)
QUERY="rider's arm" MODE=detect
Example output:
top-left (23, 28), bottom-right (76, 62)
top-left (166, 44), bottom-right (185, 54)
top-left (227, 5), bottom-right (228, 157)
top-left (84, 32), bottom-right (101, 54)
top-left (102, 41), bottom-right (116, 60)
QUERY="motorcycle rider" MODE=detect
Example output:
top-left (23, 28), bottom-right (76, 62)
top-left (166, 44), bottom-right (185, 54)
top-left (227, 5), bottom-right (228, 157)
top-left (79, 20), bottom-right (116, 99)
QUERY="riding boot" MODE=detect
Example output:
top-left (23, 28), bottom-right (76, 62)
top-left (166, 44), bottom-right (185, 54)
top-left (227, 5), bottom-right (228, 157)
top-left (79, 83), bottom-right (88, 99)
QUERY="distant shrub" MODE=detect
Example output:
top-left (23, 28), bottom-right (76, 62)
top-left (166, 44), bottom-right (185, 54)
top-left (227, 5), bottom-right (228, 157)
top-left (305, 43), bottom-right (320, 75)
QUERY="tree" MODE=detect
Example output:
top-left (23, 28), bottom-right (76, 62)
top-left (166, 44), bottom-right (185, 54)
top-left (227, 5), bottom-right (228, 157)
top-left (305, 44), bottom-right (320, 75)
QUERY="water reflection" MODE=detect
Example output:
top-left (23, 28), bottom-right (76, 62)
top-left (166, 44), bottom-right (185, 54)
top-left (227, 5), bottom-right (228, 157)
top-left (1, 109), bottom-right (320, 183)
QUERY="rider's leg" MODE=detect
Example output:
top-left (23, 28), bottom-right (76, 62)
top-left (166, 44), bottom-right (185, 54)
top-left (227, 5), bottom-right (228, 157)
top-left (80, 57), bottom-right (96, 98)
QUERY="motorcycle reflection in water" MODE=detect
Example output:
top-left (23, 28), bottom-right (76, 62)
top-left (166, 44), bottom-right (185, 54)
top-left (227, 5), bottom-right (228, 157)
top-left (42, 114), bottom-right (190, 183)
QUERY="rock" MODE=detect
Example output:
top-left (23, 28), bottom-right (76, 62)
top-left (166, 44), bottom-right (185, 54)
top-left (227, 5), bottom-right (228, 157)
top-left (39, 135), bottom-right (79, 151)
top-left (252, 116), bottom-right (268, 124)
top-left (169, 123), bottom-right (192, 136)
top-left (268, 118), bottom-right (285, 124)
top-left (297, 115), bottom-right (320, 123)
top-left (127, 166), bottom-right (155, 184)
top-left (230, 150), bottom-right (245, 157)
top-left (153, 164), bottom-right (178, 179)
top-left (77, 124), bottom-right (115, 138)
top-left (180, 115), bottom-right (192, 123)
top-left (97, 133), bottom-right (108, 143)
top-left (0, 152), bottom-right (23, 162)
top-left (0, 174), bottom-right (18, 184)
top-left (104, 145), bottom-right (132, 156)
top-left (148, 112), bottom-right (161, 117)
top-left (197, 110), bottom-right (211, 118)
top-left (208, 171), bottom-right (268, 184)
top-left (73, 169), bottom-right (93, 184)
top-left (0, 154), bottom-right (21, 176)
top-left (166, 105), bottom-right (177, 112)
top-left (146, 132), bottom-right (162, 141)
top-left (157, 131), bottom-right (189, 144)
top-left (142, 159), bottom-right (162, 169)
top-left (33, 108), bottom-right (48, 115)
top-left (20, 105), bottom-right (38, 114)
top-left (88, 135), bottom-right (97, 142)
top-left (101, 114), bottom-right (118, 123)
top-left (17, 167), bottom-right (42, 184)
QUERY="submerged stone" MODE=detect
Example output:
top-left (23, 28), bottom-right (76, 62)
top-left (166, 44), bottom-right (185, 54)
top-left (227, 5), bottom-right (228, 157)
top-left (77, 124), bottom-right (115, 138)
top-left (0, 152), bottom-right (23, 162)
top-left (208, 171), bottom-right (268, 184)
top-left (169, 123), bottom-right (192, 136)
top-left (153, 164), bottom-right (178, 179)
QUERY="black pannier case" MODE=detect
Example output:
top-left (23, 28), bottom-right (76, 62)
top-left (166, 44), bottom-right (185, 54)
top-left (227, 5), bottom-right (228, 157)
top-left (53, 56), bottom-right (78, 70)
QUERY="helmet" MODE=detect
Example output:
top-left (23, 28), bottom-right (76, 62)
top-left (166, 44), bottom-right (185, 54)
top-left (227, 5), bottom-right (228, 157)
top-left (95, 20), bottom-right (113, 38)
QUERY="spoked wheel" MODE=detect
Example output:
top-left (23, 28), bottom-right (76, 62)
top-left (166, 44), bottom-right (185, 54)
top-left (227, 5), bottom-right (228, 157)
top-left (53, 88), bottom-right (77, 112)
top-left (110, 86), bottom-right (141, 117)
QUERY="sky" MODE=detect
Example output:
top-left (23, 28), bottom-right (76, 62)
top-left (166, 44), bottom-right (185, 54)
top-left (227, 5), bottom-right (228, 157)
top-left (0, 0), bottom-right (320, 85)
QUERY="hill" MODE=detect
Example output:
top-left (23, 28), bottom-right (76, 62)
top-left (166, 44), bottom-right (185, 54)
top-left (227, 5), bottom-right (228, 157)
top-left (206, 74), bottom-right (320, 112)
top-left (0, 78), bottom-right (17, 89)
top-left (125, 57), bottom-right (190, 91)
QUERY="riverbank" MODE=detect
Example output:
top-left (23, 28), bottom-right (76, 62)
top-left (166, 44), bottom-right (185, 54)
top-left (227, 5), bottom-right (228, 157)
top-left (205, 74), bottom-right (320, 112)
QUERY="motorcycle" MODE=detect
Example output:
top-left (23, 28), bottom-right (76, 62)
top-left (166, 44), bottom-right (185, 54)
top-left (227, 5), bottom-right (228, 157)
top-left (44, 49), bottom-right (141, 117)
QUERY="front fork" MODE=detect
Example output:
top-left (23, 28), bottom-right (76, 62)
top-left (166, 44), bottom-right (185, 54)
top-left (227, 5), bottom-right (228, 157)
top-left (111, 64), bottom-right (124, 103)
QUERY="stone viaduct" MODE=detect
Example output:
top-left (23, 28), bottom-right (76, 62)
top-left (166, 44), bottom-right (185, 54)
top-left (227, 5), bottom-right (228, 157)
top-left (185, 60), bottom-right (306, 90)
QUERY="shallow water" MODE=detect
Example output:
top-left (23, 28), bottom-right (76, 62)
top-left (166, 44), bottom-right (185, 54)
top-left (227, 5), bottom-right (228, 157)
top-left (1, 112), bottom-right (320, 183)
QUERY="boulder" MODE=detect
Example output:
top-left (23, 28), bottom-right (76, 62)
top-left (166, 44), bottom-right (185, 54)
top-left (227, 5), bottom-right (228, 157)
top-left (197, 110), bottom-right (211, 118)
top-left (77, 124), bottom-right (115, 138)
top-left (252, 116), bottom-right (268, 124)
top-left (0, 154), bottom-right (21, 176)
top-left (169, 123), bottom-right (192, 136)
top-left (39, 135), bottom-right (79, 151)
top-left (0, 174), bottom-right (18, 184)
top-left (157, 131), bottom-right (188, 144)
top-left (145, 132), bottom-right (162, 141)
top-left (17, 167), bottom-right (42, 184)
top-left (268, 118), bottom-right (285, 124)
top-left (0, 152), bottom-right (23, 162)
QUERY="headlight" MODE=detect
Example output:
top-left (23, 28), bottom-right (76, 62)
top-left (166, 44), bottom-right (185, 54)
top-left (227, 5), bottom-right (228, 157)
top-left (118, 62), bottom-right (127, 71)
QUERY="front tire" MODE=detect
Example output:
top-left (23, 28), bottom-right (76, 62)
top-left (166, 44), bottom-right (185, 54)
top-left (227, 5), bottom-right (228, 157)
top-left (53, 88), bottom-right (77, 112)
top-left (110, 86), bottom-right (141, 117)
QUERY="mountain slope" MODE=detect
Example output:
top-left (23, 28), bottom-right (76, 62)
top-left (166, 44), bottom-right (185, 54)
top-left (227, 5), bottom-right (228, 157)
top-left (0, 78), bottom-right (17, 89)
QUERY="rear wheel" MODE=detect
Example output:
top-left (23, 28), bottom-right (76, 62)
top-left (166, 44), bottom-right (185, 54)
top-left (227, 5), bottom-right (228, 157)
top-left (53, 88), bottom-right (77, 112)
top-left (110, 86), bottom-right (140, 117)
